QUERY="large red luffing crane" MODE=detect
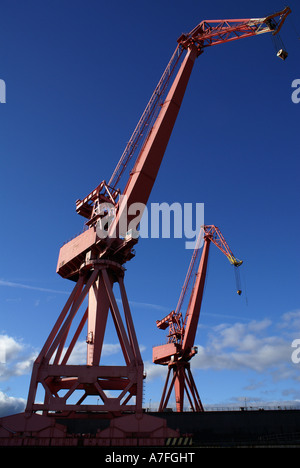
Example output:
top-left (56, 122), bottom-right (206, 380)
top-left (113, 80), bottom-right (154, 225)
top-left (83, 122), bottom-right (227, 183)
top-left (153, 225), bottom-right (242, 412)
top-left (0, 7), bottom-right (291, 446)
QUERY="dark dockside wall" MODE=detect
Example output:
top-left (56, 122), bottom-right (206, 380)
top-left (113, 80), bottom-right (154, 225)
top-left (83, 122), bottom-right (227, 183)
top-left (151, 409), bottom-right (300, 446)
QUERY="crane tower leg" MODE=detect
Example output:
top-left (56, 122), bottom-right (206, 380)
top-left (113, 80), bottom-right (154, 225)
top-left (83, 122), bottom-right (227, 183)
top-left (175, 366), bottom-right (185, 412)
top-left (25, 260), bottom-right (144, 417)
top-left (158, 362), bottom-right (204, 412)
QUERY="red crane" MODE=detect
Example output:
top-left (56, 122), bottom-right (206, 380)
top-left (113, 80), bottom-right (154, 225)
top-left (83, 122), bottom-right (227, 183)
top-left (153, 225), bottom-right (242, 412)
top-left (0, 7), bottom-right (290, 446)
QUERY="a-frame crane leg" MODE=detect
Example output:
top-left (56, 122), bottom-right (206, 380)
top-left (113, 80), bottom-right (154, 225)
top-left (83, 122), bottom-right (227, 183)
top-left (158, 362), bottom-right (204, 412)
top-left (174, 366), bottom-right (185, 412)
top-left (158, 366), bottom-right (174, 412)
top-left (26, 260), bottom-right (144, 417)
top-left (185, 365), bottom-right (204, 411)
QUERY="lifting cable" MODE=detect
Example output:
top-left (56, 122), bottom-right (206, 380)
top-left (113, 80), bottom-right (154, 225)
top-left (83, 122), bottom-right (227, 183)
top-left (271, 9), bottom-right (300, 60)
top-left (234, 265), bottom-right (242, 296)
top-left (271, 31), bottom-right (288, 60)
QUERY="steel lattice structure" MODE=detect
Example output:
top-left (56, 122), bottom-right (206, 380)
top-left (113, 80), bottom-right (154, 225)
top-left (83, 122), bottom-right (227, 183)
top-left (0, 7), bottom-right (291, 446)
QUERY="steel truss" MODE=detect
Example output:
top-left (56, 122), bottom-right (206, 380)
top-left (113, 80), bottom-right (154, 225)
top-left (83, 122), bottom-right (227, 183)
top-left (26, 260), bottom-right (144, 417)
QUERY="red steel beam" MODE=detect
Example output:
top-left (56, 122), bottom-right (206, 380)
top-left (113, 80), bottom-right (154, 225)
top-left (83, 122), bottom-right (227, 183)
top-left (111, 44), bottom-right (198, 237)
top-left (182, 238), bottom-right (210, 352)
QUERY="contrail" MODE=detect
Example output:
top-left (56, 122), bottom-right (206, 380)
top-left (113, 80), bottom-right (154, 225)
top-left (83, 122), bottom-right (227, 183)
top-left (0, 279), bottom-right (70, 295)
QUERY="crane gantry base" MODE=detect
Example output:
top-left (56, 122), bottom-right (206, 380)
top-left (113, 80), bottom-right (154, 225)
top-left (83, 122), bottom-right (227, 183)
top-left (25, 259), bottom-right (146, 416)
top-left (0, 411), bottom-right (179, 446)
top-left (0, 258), bottom-right (179, 445)
top-left (159, 362), bottom-right (204, 413)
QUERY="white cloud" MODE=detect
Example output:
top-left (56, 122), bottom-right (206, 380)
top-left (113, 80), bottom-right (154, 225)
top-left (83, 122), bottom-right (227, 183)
top-left (192, 317), bottom-right (294, 375)
top-left (0, 390), bottom-right (26, 417)
top-left (59, 341), bottom-right (145, 365)
top-left (60, 341), bottom-right (122, 365)
top-left (102, 343), bottom-right (122, 356)
top-left (0, 334), bottom-right (36, 381)
top-left (144, 361), bottom-right (168, 381)
top-left (0, 336), bottom-right (36, 416)
top-left (0, 335), bottom-right (22, 363)
top-left (280, 309), bottom-right (300, 329)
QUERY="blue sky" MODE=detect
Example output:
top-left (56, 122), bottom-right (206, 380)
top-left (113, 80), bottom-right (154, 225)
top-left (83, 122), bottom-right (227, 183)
top-left (0, 0), bottom-right (299, 416)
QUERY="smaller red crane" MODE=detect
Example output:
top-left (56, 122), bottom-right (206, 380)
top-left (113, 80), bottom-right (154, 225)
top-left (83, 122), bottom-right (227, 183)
top-left (153, 225), bottom-right (242, 412)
